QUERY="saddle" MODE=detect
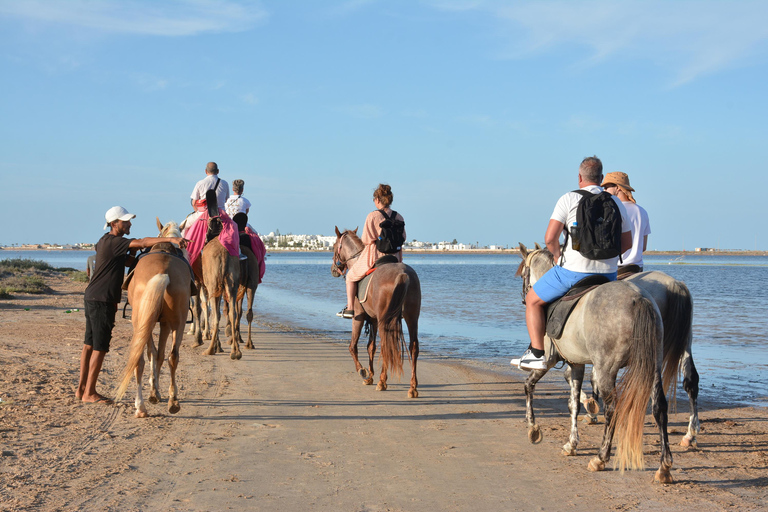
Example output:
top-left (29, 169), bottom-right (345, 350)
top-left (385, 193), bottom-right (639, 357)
top-left (617, 264), bottom-right (642, 279)
top-left (545, 274), bottom-right (610, 340)
top-left (357, 255), bottom-right (400, 304)
top-left (122, 244), bottom-right (198, 295)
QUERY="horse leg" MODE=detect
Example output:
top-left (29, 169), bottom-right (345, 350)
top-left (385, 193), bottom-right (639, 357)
top-left (147, 331), bottom-right (161, 404)
top-left (404, 312), bottom-right (419, 398)
top-left (348, 318), bottom-right (370, 383)
top-left (580, 368), bottom-right (600, 425)
top-left (680, 349), bottom-right (700, 448)
top-left (134, 355), bottom-right (148, 418)
top-left (203, 294), bottom-right (220, 356)
top-left (651, 368), bottom-right (674, 484)
top-left (366, 321), bottom-right (378, 386)
top-left (245, 288), bottom-right (255, 350)
top-left (562, 364), bottom-right (585, 456)
top-left (187, 293), bottom-right (197, 336)
top-left (201, 287), bottom-right (211, 341)
top-left (524, 368), bottom-right (548, 444)
top-left (589, 372), bottom-right (618, 472)
top-left (227, 289), bottom-right (242, 360)
top-left (167, 324), bottom-right (183, 414)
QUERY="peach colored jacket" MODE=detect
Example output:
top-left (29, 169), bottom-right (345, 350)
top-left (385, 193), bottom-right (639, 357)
top-left (346, 208), bottom-right (405, 282)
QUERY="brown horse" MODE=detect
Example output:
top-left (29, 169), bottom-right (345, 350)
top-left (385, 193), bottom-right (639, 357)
top-left (224, 245), bottom-right (259, 350)
top-left (115, 220), bottom-right (192, 418)
top-left (332, 227), bottom-right (421, 397)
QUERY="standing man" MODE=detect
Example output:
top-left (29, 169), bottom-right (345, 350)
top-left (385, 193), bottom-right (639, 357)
top-left (511, 156), bottom-right (632, 370)
top-left (76, 206), bottom-right (187, 403)
top-left (602, 172), bottom-right (650, 274)
top-left (182, 162), bottom-right (230, 238)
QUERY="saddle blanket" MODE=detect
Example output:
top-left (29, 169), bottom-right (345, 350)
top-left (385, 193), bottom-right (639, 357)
top-left (356, 255), bottom-right (400, 304)
top-left (185, 209), bottom-right (240, 268)
top-left (545, 274), bottom-right (610, 340)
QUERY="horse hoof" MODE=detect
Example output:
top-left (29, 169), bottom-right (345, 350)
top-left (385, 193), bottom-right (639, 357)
top-left (148, 395), bottom-right (159, 404)
top-left (376, 383), bottom-right (387, 391)
top-left (528, 426), bottom-right (542, 444)
top-left (408, 389), bottom-right (419, 398)
top-left (562, 443), bottom-right (576, 456)
top-left (135, 409), bottom-right (148, 419)
top-left (168, 402), bottom-right (180, 414)
top-left (588, 457), bottom-right (605, 472)
top-left (585, 397), bottom-right (600, 415)
top-left (583, 415), bottom-right (598, 425)
top-left (654, 469), bottom-right (674, 484)
top-left (358, 368), bottom-right (368, 379)
top-left (246, 343), bottom-right (254, 350)
top-left (363, 378), bottom-right (374, 386)
top-left (203, 349), bottom-right (215, 356)
top-left (680, 436), bottom-right (697, 449)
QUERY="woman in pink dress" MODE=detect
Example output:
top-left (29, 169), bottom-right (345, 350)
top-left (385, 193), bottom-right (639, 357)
top-left (337, 184), bottom-right (406, 318)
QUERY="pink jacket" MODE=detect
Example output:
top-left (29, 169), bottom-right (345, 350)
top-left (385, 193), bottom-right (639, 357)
top-left (346, 208), bottom-right (405, 282)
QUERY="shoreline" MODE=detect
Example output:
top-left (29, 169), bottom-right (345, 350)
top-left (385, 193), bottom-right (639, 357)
top-left (3, 247), bottom-right (767, 257)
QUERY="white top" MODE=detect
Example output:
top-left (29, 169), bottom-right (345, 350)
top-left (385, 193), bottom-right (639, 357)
top-left (190, 174), bottom-right (230, 210)
top-left (621, 201), bottom-right (651, 266)
top-left (550, 185), bottom-right (630, 273)
top-left (225, 194), bottom-right (252, 218)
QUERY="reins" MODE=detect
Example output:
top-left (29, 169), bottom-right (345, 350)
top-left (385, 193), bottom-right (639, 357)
top-left (333, 232), bottom-right (363, 275)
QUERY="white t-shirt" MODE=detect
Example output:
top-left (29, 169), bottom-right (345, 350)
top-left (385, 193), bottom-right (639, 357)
top-left (621, 201), bottom-right (651, 266)
top-left (190, 174), bottom-right (230, 211)
top-left (225, 195), bottom-right (252, 218)
top-left (550, 185), bottom-right (630, 273)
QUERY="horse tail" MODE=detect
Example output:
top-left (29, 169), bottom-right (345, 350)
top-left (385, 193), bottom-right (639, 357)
top-left (380, 272), bottom-right (409, 378)
top-left (612, 295), bottom-right (661, 472)
top-left (661, 280), bottom-right (694, 397)
top-left (115, 274), bottom-right (170, 401)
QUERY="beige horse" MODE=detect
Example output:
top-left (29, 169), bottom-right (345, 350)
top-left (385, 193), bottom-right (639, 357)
top-left (115, 220), bottom-right (191, 418)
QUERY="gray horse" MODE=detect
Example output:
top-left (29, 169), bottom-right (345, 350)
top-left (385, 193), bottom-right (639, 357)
top-left (516, 243), bottom-right (674, 483)
top-left (579, 270), bottom-right (699, 448)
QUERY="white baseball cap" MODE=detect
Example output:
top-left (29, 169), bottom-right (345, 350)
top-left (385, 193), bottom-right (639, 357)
top-left (104, 206), bottom-right (136, 230)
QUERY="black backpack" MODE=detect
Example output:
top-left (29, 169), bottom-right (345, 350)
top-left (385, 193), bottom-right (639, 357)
top-left (375, 210), bottom-right (405, 254)
top-left (567, 190), bottom-right (622, 261)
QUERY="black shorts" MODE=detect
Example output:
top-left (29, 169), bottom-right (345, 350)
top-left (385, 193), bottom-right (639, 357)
top-left (84, 300), bottom-right (118, 352)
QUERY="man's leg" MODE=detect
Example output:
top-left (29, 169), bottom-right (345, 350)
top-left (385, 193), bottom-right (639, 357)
top-left (525, 288), bottom-right (548, 352)
top-left (76, 344), bottom-right (92, 399)
top-left (80, 348), bottom-right (109, 402)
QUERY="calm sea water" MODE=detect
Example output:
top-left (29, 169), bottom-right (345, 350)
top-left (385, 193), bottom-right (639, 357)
top-left (3, 250), bottom-right (767, 407)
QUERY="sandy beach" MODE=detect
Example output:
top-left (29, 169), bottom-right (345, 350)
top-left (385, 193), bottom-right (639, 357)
top-left (1, 272), bottom-right (767, 511)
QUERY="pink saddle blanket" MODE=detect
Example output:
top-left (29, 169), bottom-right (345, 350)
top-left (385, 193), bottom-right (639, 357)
top-left (186, 209), bottom-right (240, 268)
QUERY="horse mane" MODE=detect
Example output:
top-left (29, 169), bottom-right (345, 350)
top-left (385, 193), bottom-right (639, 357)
top-left (160, 221), bottom-right (181, 238)
top-left (341, 229), bottom-right (364, 249)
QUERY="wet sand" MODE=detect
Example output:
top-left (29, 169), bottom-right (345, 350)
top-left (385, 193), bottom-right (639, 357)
top-left (1, 273), bottom-right (767, 511)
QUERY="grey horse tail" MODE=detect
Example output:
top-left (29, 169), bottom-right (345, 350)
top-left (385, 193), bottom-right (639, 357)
top-left (115, 274), bottom-right (170, 401)
top-left (380, 272), bottom-right (409, 379)
top-left (612, 295), bottom-right (661, 472)
top-left (661, 280), bottom-right (694, 396)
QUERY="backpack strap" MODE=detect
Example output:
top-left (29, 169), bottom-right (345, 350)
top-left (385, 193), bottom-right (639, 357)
top-left (379, 209), bottom-right (398, 220)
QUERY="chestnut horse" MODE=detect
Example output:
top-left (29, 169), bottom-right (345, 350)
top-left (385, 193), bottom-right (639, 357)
top-left (115, 220), bottom-right (192, 418)
top-left (332, 227), bottom-right (421, 398)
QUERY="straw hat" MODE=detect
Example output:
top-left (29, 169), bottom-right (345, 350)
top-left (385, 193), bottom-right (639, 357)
top-left (601, 172), bottom-right (636, 203)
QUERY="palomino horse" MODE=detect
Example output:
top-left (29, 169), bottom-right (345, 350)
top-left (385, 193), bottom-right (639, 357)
top-left (115, 220), bottom-right (192, 418)
top-left (515, 244), bottom-right (673, 483)
top-left (181, 214), bottom-right (242, 359)
top-left (332, 227), bottom-right (421, 398)
top-left (579, 269), bottom-right (700, 448)
top-left (224, 245), bottom-right (259, 350)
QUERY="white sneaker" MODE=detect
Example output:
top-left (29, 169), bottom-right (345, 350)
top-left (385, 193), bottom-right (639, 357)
top-left (517, 349), bottom-right (548, 371)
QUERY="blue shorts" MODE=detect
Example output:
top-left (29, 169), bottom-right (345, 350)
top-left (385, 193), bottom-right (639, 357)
top-left (532, 266), bottom-right (617, 303)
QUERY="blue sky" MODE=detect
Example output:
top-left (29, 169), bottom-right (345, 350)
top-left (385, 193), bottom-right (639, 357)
top-left (1, 0), bottom-right (766, 250)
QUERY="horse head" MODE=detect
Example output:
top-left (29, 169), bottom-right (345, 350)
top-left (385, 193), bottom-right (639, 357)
top-left (331, 226), bottom-right (361, 277)
top-left (157, 217), bottom-right (181, 238)
top-left (516, 242), bottom-right (554, 304)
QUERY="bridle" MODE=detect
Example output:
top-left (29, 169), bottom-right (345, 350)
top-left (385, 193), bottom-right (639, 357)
top-left (332, 232), bottom-right (363, 277)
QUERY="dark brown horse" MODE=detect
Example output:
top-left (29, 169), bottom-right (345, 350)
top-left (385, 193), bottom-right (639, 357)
top-left (332, 227), bottom-right (421, 398)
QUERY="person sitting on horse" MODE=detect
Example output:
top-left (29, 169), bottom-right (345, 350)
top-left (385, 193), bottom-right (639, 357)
top-left (182, 161), bottom-right (230, 238)
top-left (602, 171), bottom-right (651, 275)
top-left (77, 206), bottom-right (188, 404)
top-left (512, 156), bottom-right (632, 370)
top-left (225, 179), bottom-right (251, 219)
top-left (337, 183), bottom-right (406, 319)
